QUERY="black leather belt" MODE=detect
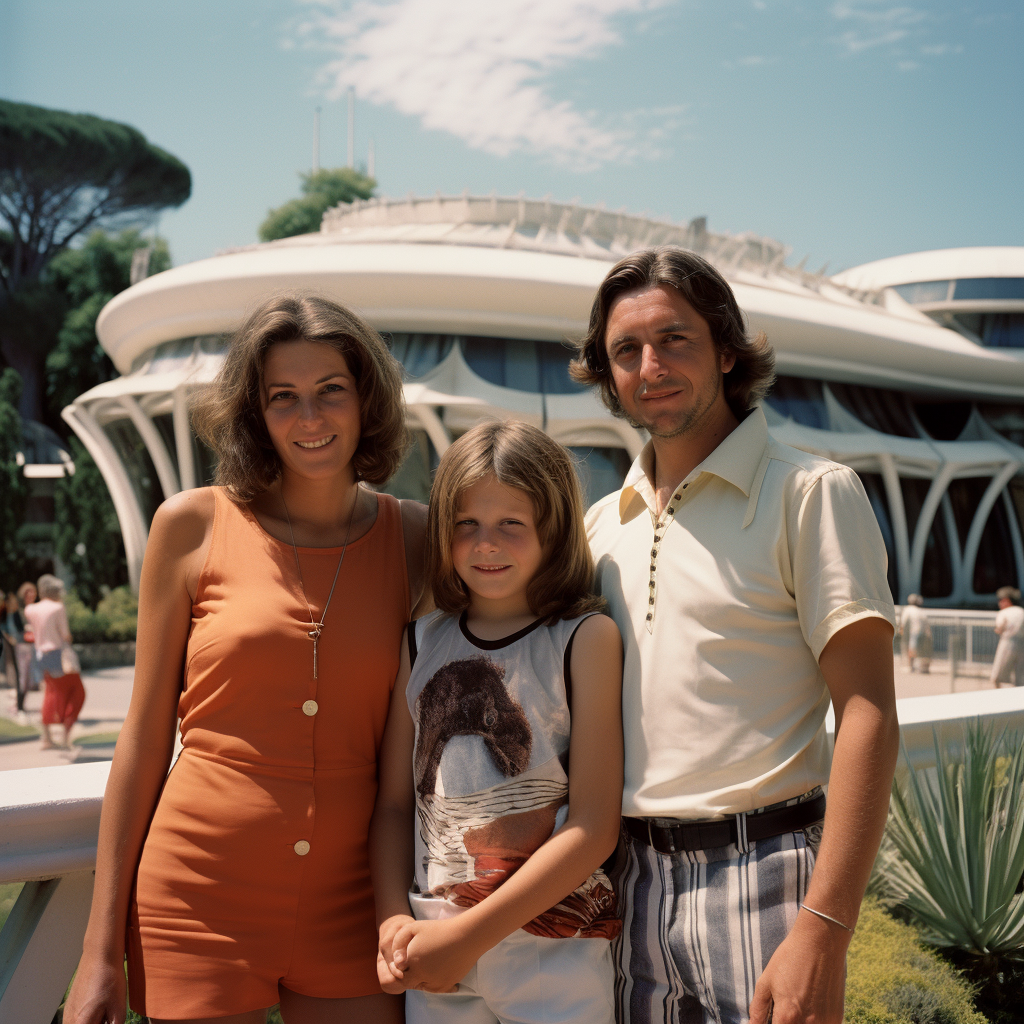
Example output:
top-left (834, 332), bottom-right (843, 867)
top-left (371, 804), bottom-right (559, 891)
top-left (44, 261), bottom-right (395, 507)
top-left (623, 793), bottom-right (826, 854)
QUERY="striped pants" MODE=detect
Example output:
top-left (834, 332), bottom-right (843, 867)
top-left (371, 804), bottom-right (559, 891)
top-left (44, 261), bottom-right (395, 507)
top-left (611, 823), bottom-right (818, 1024)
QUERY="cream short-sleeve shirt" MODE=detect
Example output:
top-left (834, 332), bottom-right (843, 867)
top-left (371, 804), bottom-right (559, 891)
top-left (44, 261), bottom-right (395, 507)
top-left (587, 406), bottom-right (896, 820)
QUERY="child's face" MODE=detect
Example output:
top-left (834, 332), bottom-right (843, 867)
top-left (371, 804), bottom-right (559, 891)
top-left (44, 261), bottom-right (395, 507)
top-left (452, 474), bottom-right (545, 611)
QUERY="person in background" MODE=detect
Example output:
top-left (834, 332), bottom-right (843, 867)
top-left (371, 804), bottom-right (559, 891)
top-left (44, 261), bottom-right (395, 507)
top-left (900, 594), bottom-right (932, 673)
top-left (15, 581), bottom-right (40, 714)
top-left (1, 592), bottom-right (22, 706)
top-left (23, 573), bottom-right (86, 750)
top-left (990, 586), bottom-right (1024, 687)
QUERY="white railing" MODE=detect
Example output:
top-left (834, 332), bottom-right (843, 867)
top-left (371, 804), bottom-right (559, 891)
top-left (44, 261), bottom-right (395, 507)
top-left (895, 607), bottom-right (1002, 677)
top-left (2, 691), bottom-right (1023, 1023)
top-left (0, 762), bottom-right (109, 1023)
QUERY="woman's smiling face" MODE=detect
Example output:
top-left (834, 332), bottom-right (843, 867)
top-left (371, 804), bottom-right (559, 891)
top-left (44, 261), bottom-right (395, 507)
top-left (262, 339), bottom-right (362, 483)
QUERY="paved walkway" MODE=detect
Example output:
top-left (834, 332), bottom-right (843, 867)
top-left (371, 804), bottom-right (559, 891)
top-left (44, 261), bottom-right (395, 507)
top-left (1, 657), bottom-right (1010, 773)
top-left (0, 664), bottom-right (134, 770)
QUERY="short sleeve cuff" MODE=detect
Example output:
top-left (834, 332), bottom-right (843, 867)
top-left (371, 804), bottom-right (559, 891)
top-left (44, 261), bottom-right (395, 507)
top-left (809, 599), bottom-right (896, 662)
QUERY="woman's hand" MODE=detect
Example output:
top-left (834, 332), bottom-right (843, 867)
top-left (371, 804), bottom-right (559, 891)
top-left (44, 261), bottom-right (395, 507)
top-left (390, 918), bottom-right (475, 994)
top-left (62, 953), bottom-right (127, 1024)
top-left (377, 913), bottom-right (415, 992)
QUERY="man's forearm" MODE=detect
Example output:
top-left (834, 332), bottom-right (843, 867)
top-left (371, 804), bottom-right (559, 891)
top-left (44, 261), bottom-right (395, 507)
top-left (803, 698), bottom-right (899, 928)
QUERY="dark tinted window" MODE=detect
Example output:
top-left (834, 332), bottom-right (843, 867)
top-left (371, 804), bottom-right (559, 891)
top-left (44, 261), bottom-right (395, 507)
top-left (857, 472), bottom-right (899, 599)
top-left (389, 334), bottom-right (456, 378)
top-left (461, 337), bottom-right (585, 394)
top-left (913, 402), bottom-right (972, 441)
top-left (763, 376), bottom-right (827, 429)
top-left (829, 383), bottom-right (917, 437)
top-left (953, 278), bottom-right (1024, 301)
top-left (103, 419), bottom-right (164, 522)
top-left (569, 447), bottom-right (632, 507)
top-left (900, 477), bottom-right (953, 598)
top-left (980, 403), bottom-right (1024, 446)
top-left (973, 497), bottom-right (1017, 594)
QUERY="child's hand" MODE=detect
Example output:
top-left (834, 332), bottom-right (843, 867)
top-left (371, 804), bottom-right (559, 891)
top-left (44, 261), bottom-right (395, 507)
top-left (377, 914), bottom-right (415, 993)
top-left (391, 918), bottom-right (477, 993)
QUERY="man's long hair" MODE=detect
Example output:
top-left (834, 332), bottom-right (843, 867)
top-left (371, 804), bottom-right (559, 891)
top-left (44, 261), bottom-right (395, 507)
top-left (570, 247), bottom-right (776, 419)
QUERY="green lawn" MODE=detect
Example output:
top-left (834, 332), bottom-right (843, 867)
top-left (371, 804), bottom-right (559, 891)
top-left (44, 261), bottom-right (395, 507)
top-left (0, 882), bottom-right (25, 932)
top-left (73, 731), bottom-right (120, 748)
top-left (0, 717), bottom-right (39, 743)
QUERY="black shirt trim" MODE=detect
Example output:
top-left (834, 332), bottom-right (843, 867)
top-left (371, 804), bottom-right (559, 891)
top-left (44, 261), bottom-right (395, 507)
top-left (458, 610), bottom-right (546, 650)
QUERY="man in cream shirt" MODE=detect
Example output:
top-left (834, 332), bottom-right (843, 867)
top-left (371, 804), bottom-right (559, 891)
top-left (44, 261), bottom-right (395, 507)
top-left (574, 248), bottom-right (899, 1024)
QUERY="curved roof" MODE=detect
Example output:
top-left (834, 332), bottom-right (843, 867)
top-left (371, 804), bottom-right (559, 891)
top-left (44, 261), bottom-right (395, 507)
top-left (95, 196), bottom-right (1024, 399)
top-left (834, 247), bottom-right (1024, 291)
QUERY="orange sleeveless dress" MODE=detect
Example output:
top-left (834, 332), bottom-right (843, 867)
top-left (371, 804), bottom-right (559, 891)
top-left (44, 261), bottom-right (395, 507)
top-left (126, 488), bottom-right (409, 1018)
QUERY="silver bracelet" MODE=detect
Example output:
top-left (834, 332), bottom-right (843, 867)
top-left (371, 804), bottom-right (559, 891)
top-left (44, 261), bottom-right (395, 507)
top-left (801, 904), bottom-right (853, 932)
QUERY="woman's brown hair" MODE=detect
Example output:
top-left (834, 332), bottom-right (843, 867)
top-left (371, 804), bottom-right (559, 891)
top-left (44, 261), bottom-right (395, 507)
top-left (570, 246), bottom-right (776, 419)
top-left (426, 421), bottom-right (604, 623)
top-left (191, 294), bottom-right (409, 500)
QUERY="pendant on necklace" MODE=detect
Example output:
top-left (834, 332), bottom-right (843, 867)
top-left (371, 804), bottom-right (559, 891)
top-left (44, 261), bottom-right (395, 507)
top-left (307, 623), bottom-right (324, 679)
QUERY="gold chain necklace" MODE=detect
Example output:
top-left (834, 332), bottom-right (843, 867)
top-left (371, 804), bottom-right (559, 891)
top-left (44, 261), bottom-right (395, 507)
top-left (282, 490), bottom-right (357, 680)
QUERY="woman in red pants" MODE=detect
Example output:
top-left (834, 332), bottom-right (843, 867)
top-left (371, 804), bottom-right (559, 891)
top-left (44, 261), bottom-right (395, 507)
top-left (24, 573), bottom-right (85, 749)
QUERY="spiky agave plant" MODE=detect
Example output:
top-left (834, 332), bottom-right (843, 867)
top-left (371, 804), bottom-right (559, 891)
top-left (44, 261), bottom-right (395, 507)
top-left (884, 720), bottom-right (1024, 954)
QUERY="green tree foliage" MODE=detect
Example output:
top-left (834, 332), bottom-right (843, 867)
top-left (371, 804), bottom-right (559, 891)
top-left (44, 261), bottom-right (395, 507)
top-left (54, 437), bottom-right (128, 608)
top-left (259, 167), bottom-right (375, 242)
top-left (0, 368), bottom-right (29, 592)
top-left (0, 99), bottom-right (190, 419)
top-left (65, 585), bottom-right (137, 642)
top-left (45, 228), bottom-right (171, 416)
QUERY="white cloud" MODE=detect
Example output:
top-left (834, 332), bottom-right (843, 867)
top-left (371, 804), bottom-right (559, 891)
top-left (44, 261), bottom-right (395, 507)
top-left (296, 0), bottom-right (670, 170)
top-left (830, 1), bottom-right (963, 64)
top-left (830, 1), bottom-right (924, 53)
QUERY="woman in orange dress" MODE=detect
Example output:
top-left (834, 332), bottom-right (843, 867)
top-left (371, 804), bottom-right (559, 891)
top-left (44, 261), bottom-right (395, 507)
top-left (66, 296), bottom-right (427, 1024)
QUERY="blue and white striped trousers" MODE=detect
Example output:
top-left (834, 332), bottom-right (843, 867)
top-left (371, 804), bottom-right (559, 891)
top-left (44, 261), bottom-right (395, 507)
top-left (610, 821), bottom-right (819, 1024)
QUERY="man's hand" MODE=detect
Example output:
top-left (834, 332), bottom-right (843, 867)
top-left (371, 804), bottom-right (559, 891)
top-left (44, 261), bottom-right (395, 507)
top-left (390, 917), bottom-right (479, 994)
top-left (748, 911), bottom-right (849, 1024)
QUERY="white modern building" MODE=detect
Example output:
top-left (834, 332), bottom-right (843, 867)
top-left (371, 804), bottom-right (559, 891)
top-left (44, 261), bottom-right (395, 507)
top-left (65, 196), bottom-right (1024, 607)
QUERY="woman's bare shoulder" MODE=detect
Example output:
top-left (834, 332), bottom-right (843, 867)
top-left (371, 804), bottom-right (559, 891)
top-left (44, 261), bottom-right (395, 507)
top-left (149, 487), bottom-right (219, 556)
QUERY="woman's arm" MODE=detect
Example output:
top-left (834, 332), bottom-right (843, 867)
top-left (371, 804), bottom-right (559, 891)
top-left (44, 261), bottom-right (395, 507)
top-left (63, 489), bottom-right (215, 1024)
top-left (58, 603), bottom-right (72, 645)
top-left (400, 500), bottom-right (433, 618)
top-left (388, 613), bottom-right (624, 993)
top-left (368, 630), bottom-right (418, 994)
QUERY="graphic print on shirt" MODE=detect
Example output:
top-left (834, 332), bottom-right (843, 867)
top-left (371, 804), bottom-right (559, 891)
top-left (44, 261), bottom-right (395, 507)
top-left (410, 630), bottom-right (619, 939)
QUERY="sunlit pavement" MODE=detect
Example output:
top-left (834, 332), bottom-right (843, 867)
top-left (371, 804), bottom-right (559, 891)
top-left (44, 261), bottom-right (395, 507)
top-left (0, 664), bottom-right (134, 770)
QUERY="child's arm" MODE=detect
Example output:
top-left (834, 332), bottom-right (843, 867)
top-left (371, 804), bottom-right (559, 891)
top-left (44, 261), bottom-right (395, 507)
top-left (388, 613), bottom-right (624, 993)
top-left (368, 630), bottom-right (419, 994)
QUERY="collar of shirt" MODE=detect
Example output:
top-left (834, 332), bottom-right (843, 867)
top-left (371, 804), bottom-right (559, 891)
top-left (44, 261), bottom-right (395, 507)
top-left (618, 406), bottom-right (771, 524)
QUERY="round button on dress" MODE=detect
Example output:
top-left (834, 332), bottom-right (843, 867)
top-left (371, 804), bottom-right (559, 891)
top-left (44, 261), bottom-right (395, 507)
top-left (126, 489), bottom-right (410, 1020)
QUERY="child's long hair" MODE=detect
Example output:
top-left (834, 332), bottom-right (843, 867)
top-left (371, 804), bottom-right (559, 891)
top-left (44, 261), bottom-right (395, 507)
top-left (427, 421), bottom-right (605, 623)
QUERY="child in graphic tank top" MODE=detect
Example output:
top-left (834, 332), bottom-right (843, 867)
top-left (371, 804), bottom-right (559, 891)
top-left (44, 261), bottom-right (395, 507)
top-left (370, 421), bottom-right (624, 1024)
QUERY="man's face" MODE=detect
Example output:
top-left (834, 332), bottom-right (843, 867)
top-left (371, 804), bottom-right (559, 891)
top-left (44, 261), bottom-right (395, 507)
top-left (999, 598), bottom-right (1012, 609)
top-left (603, 284), bottom-right (736, 439)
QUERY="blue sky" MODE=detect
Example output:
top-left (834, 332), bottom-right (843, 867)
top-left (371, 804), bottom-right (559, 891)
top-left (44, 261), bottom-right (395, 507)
top-left (2, 0), bottom-right (1020, 272)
